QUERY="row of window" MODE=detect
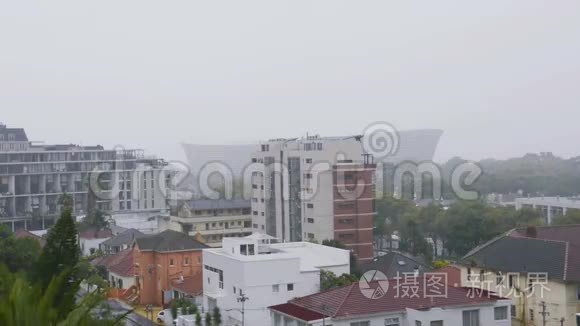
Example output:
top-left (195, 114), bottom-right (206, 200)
top-left (205, 220), bottom-right (251, 230)
top-left (169, 256), bottom-right (200, 266)
top-left (349, 307), bottom-right (508, 326)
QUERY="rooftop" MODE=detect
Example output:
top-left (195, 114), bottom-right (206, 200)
top-left (183, 199), bottom-right (251, 211)
top-left (463, 224), bottom-right (580, 282)
top-left (79, 229), bottom-right (113, 240)
top-left (360, 251), bottom-right (431, 279)
top-left (270, 279), bottom-right (503, 321)
top-left (207, 237), bottom-right (350, 272)
top-left (0, 125), bottom-right (28, 142)
top-left (135, 229), bottom-right (209, 252)
top-left (92, 249), bottom-right (134, 277)
top-left (100, 228), bottom-right (145, 247)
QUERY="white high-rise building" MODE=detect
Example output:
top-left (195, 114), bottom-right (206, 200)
top-left (202, 234), bottom-right (350, 326)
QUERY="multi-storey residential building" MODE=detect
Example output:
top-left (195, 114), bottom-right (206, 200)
top-left (0, 124), bottom-right (170, 231)
top-left (458, 225), bottom-right (580, 326)
top-left (133, 229), bottom-right (209, 306)
top-left (161, 199), bottom-right (253, 247)
top-left (269, 278), bottom-right (512, 326)
top-left (250, 135), bottom-right (376, 262)
top-left (514, 196), bottom-right (580, 224)
top-left (202, 234), bottom-right (350, 326)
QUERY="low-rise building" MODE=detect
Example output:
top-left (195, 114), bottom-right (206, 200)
top-left (79, 229), bottom-right (113, 256)
top-left (133, 229), bottom-right (209, 306)
top-left (360, 251), bottom-right (430, 279)
top-left (93, 248), bottom-right (135, 290)
top-left (99, 228), bottom-right (144, 254)
top-left (270, 279), bottom-right (512, 326)
top-left (460, 225), bottom-right (580, 326)
top-left (162, 199), bottom-right (253, 247)
top-left (202, 234), bottom-right (350, 326)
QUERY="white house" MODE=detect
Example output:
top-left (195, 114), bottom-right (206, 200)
top-left (202, 234), bottom-right (350, 326)
top-left (79, 229), bottom-right (112, 256)
top-left (270, 278), bottom-right (512, 326)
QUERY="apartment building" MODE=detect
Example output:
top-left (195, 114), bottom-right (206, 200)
top-left (202, 234), bottom-right (350, 326)
top-left (270, 279), bottom-right (512, 326)
top-left (250, 135), bottom-right (376, 262)
top-left (160, 199), bottom-right (253, 247)
top-left (458, 225), bottom-right (580, 326)
top-left (0, 124), bottom-right (170, 231)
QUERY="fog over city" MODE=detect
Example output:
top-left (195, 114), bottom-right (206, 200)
top-left (1, 1), bottom-right (579, 162)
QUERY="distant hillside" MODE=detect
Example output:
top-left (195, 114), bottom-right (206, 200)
top-left (442, 153), bottom-right (580, 196)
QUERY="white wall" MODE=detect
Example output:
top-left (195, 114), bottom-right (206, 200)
top-left (80, 237), bottom-right (110, 256)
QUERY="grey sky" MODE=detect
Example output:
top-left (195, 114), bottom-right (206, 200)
top-left (1, 1), bottom-right (579, 163)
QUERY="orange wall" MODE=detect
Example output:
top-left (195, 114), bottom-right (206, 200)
top-left (133, 245), bottom-right (203, 306)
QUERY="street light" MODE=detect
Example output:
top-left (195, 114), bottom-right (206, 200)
top-left (226, 293), bottom-right (250, 326)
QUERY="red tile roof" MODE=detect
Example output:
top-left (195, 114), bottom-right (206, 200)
top-left (270, 278), bottom-right (502, 320)
top-left (171, 274), bottom-right (203, 296)
top-left (93, 249), bottom-right (134, 277)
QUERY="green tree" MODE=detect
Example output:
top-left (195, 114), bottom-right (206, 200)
top-left (78, 210), bottom-right (109, 233)
top-left (32, 206), bottom-right (81, 319)
top-left (0, 231), bottom-right (41, 273)
top-left (195, 313), bottom-right (202, 326)
top-left (320, 270), bottom-right (358, 291)
top-left (552, 209), bottom-right (580, 225)
top-left (204, 312), bottom-right (212, 326)
top-left (212, 307), bottom-right (222, 326)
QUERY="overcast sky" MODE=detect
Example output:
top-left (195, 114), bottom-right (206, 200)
top-left (1, 1), bottom-right (579, 163)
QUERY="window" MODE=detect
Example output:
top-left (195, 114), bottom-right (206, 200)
top-left (462, 310), bottom-right (479, 326)
top-left (304, 173), bottom-right (313, 179)
top-left (169, 258), bottom-right (174, 266)
top-left (480, 269), bottom-right (486, 281)
top-left (350, 322), bottom-right (370, 326)
top-left (272, 284), bottom-right (279, 293)
top-left (307, 203), bottom-right (314, 209)
top-left (240, 245), bottom-right (247, 255)
top-left (529, 309), bottom-right (534, 321)
top-left (287, 283), bottom-right (294, 292)
top-left (233, 286), bottom-right (236, 293)
top-left (510, 305), bottom-right (516, 317)
top-left (415, 322), bottom-right (422, 326)
top-left (494, 307), bottom-right (508, 320)
top-left (184, 257), bottom-right (190, 265)
top-left (430, 321), bottom-right (443, 326)
top-left (385, 317), bottom-right (400, 326)
top-left (307, 218), bottom-right (314, 223)
top-left (305, 158), bottom-right (312, 163)
top-left (467, 268), bottom-right (472, 281)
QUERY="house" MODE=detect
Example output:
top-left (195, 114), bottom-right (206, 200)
top-left (99, 228), bottom-right (144, 254)
top-left (170, 273), bottom-right (204, 305)
top-left (202, 233), bottom-right (350, 326)
top-left (360, 251), bottom-right (430, 279)
top-left (92, 248), bottom-right (135, 290)
top-left (161, 199), bottom-right (253, 247)
top-left (133, 229), bottom-right (209, 306)
top-left (269, 278), bottom-right (512, 326)
top-left (14, 229), bottom-right (46, 247)
top-left (459, 225), bottom-right (580, 326)
top-left (79, 229), bottom-right (113, 256)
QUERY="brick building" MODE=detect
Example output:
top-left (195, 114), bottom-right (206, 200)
top-left (133, 229), bottom-right (208, 306)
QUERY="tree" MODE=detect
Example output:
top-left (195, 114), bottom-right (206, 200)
top-left (204, 312), bottom-right (212, 326)
top-left (553, 209), bottom-right (580, 225)
top-left (195, 313), bottom-right (202, 326)
top-left (78, 209), bottom-right (109, 233)
top-left (32, 206), bottom-right (81, 319)
top-left (0, 265), bottom-right (122, 326)
top-left (212, 307), bottom-right (222, 326)
top-left (0, 230), bottom-right (41, 273)
top-left (320, 270), bottom-right (358, 291)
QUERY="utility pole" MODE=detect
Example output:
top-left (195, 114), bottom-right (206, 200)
top-left (539, 301), bottom-right (550, 326)
top-left (237, 293), bottom-right (250, 326)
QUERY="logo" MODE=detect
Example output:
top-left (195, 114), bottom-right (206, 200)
top-left (359, 270), bottom-right (389, 300)
top-left (362, 121), bottom-right (399, 159)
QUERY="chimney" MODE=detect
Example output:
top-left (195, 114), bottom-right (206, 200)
top-left (526, 226), bottom-right (538, 238)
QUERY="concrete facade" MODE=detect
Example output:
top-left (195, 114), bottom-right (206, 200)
top-left (202, 236), bottom-right (350, 326)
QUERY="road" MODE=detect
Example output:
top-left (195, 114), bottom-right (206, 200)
top-left (106, 299), bottom-right (157, 326)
